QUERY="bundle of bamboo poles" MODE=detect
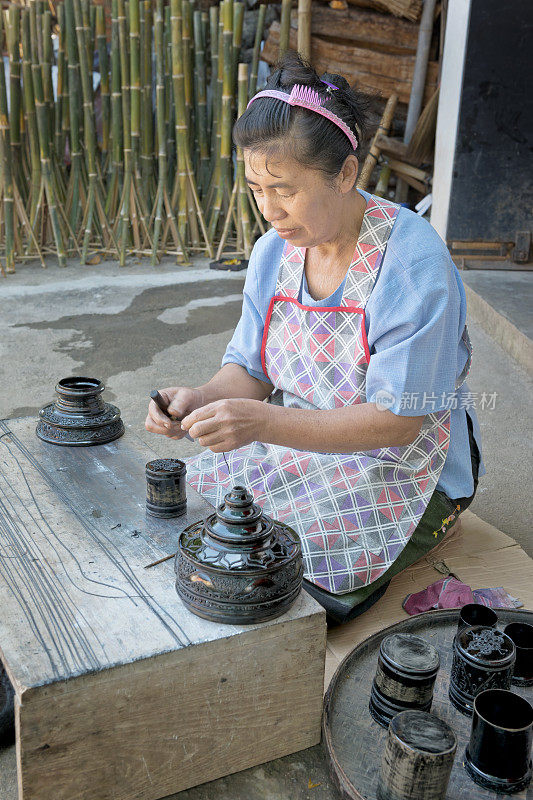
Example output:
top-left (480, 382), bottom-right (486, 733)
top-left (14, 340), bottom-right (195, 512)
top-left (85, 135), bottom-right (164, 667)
top-left (0, 0), bottom-right (268, 272)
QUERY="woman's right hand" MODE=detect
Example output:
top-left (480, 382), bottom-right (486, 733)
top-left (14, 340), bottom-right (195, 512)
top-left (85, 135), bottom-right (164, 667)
top-left (145, 386), bottom-right (204, 439)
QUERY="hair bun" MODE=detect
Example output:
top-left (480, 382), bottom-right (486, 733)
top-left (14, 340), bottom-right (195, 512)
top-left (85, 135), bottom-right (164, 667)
top-left (321, 73), bottom-right (351, 92)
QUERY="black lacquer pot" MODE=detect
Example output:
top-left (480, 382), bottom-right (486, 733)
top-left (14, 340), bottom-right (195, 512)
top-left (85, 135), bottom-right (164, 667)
top-left (175, 485), bottom-right (303, 624)
top-left (36, 377), bottom-right (124, 446)
top-left (449, 625), bottom-right (516, 715)
top-left (369, 633), bottom-right (440, 728)
top-left (146, 459), bottom-right (186, 518)
top-left (465, 689), bottom-right (533, 794)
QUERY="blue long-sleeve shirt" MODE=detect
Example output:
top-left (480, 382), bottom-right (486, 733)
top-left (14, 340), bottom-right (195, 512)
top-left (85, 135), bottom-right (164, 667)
top-left (222, 191), bottom-right (484, 500)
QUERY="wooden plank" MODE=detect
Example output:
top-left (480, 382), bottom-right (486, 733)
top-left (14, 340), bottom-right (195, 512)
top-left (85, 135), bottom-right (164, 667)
top-left (16, 611), bottom-right (326, 800)
top-left (261, 23), bottom-right (439, 105)
top-left (290, 6), bottom-right (420, 55)
top-left (0, 418), bottom-right (322, 693)
top-left (344, 0), bottom-right (422, 22)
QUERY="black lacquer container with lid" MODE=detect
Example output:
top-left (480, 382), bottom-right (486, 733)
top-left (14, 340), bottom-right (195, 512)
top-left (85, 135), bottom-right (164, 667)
top-left (449, 625), bottom-right (516, 715)
top-left (175, 485), bottom-right (303, 624)
top-left (369, 633), bottom-right (440, 728)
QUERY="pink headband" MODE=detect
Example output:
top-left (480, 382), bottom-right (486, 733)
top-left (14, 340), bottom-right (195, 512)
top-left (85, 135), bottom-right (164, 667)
top-left (246, 84), bottom-right (358, 151)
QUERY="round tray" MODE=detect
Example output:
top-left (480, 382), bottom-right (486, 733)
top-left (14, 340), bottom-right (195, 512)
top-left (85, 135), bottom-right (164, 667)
top-left (323, 608), bottom-right (533, 800)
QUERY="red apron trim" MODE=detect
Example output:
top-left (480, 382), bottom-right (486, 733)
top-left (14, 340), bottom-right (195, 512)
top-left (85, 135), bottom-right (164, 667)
top-left (260, 294), bottom-right (370, 379)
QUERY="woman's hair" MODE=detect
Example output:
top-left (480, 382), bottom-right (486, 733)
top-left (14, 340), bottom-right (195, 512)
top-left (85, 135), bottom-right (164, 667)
top-left (233, 51), bottom-right (369, 177)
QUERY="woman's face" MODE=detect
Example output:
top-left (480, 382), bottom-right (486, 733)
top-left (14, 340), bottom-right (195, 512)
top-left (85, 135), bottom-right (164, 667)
top-left (244, 149), bottom-right (355, 248)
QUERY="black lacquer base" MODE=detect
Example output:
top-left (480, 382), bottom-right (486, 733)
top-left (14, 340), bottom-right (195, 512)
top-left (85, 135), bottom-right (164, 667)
top-left (464, 751), bottom-right (532, 795)
top-left (512, 675), bottom-right (533, 687)
top-left (448, 686), bottom-right (474, 716)
top-left (36, 408), bottom-right (124, 446)
top-left (36, 377), bottom-right (125, 447)
top-left (177, 582), bottom-right (301, 625)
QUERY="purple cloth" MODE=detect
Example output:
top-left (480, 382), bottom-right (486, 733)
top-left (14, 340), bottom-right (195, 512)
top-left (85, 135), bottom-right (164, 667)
top-left (403, 577), bottom-right (474, 615)
top-left (403, 578), bottom-right (523, 615)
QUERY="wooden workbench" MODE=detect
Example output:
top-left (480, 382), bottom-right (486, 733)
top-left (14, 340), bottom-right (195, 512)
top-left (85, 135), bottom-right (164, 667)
top-left (0, 418), bottom-right (326, 800)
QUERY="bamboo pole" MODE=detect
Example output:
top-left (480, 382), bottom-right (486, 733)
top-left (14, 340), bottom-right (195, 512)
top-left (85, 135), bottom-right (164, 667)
top-left (216, 61), bottom-right (253, 260)
top-left (106, 0), bottom-right (123, 219)
top-left (96, 5), bottom-right (110, 160)
top-left (73, 0), bottom-right (115, 260)
top-left (279, 0), bottom-right (292, 59)
top-left (64, 0), bottom-right (85, 236)
top-left (21, 8), bottom-right (42, 231)
top-left (232, 2), bottom-right (244, 96)
top-left (297, 0), bottom-right (312, 62)
top-left (249, 4), bottom-right (266, 100)
top-left (169, 0), bottom-right (211, 256)
top-left (129, 0), bottom-right (141, 180)
top-left (182, 0), bottom-right (194, 140)
top-left (208, 0), bottom-right (233, 242)
top-left (193, 9), bottom-right (209, 194)
top-left (6, 6), bottom-right (22, 196)
top-left (151, 0), bottom-right (187, 265)
top-left (140, 0), bottom-right (154, 202)
top-left (55, 3), bottom-right (68, 165)
top-left (357, 93), bottom-right (398, 191)
top-left (208, 5), bottom-right (218, 136)
top-left (29, 1), bottom-right (67, 266)
top-left (0, 9), bottom-right (15, 273)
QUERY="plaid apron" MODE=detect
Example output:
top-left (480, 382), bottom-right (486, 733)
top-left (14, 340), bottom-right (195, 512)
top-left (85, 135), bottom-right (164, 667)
top-left (187, 197), bottom-right (468, 594)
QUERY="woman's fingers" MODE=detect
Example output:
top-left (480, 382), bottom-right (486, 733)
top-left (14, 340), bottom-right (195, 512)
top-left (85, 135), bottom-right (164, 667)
top-left (197, 433), bottom-right (226, 448)
top-left (145, 406), bottom-right (182, 437)
top-left (181, 403), bottom-right (218, 433)
top-left (148, 399), bottom-right (174, 429)
top-left (186, 415), bottom-right (220, 439)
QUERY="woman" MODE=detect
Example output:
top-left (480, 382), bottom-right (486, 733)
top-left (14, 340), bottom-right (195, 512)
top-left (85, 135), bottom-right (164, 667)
top-left (146, 53), bottom-right (482, 623)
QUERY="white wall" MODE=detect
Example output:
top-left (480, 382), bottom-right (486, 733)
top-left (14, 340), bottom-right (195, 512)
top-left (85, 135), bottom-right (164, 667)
top-left (430, 0), bottom-right (472, 240)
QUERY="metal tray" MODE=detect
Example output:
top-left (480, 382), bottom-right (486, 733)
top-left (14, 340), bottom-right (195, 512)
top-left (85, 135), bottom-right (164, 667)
top-left (323, 608), bottom-right (533, 800)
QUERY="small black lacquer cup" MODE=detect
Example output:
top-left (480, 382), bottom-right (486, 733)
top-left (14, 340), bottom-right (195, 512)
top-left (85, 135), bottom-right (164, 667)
top-left (504, 622), bottom-right (533, 686)
top-left (369, 633), bottom-right (440, 728)
top-left (146, 458), bottom-right (187, 518)
top-left (449, 625), bottom-right (515, 715)
top-left (377, 710), bottom-right (457, 800)
top-left (465, 688), bottom-right (533, 794)
top-left (457, 603), bottom-right (498, 634)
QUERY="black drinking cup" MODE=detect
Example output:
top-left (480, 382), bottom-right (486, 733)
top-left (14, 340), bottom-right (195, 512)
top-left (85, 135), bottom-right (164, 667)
top-left (504, 622), bottom-right (533, 686)
top-left (146, 458), bottom-right (187, 518)
top-left (377, 710), bottom-right (457, 800)
top-left (465, 688), bottom-right (533, 794)
top-left (457, 603), bottom-right (498, 634)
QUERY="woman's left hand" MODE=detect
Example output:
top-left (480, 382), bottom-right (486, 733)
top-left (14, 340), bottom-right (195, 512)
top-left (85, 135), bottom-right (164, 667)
top-left (180, 399), bottom-right (267, 453)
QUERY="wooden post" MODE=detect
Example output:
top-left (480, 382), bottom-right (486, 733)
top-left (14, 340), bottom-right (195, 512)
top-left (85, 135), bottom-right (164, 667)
top-left (396, 0), bottom-right (437, 200)
top-left (357, 93), bottom-right (398, 191)
top-left (279, 0), bottom-right (292, 58)
top-left (297, 0), bottom-right (312, 62)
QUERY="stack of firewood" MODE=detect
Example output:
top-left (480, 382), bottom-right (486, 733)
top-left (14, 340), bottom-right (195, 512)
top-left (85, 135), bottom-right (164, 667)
top-left (261, 3), bottom-right (438, 107)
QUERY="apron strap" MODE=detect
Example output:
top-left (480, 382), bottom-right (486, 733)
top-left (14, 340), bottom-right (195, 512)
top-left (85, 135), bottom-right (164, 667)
top-left (342, 197), bottom-right (400, 308)
top-left (455, 325), bottom-right (473, 390)
top-left (274, 241), bottom-right (305, 299)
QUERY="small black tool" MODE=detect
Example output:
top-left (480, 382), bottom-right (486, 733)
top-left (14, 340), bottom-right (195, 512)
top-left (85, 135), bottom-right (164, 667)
top-left (150, 390), bottom-right (179, 421)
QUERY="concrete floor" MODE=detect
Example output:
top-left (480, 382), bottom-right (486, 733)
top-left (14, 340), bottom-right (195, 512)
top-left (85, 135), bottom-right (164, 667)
top-left (461, 268), bottom-right (533, 341)
top-left (0, 256), bottom-right (532, 799)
